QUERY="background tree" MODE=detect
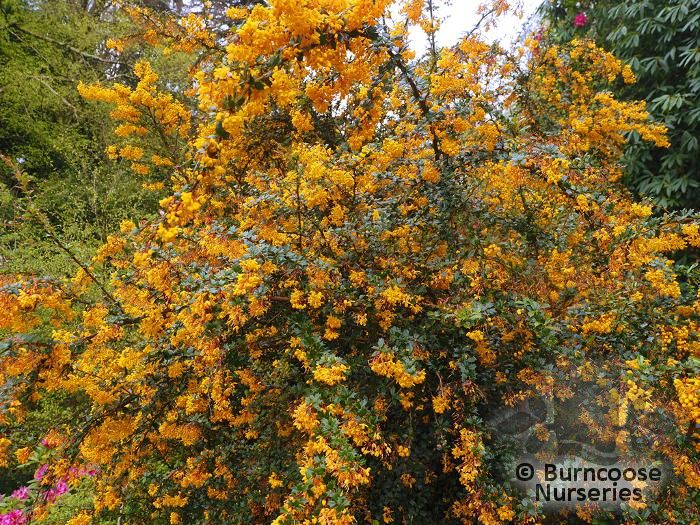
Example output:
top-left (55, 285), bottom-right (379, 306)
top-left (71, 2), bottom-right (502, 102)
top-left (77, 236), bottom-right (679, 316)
top-left (537, 0), bottom-right (700, 209)
top-left (0, 0), bottom-right (252, 276)
top-left (0, 0), bottom-right (163, 276)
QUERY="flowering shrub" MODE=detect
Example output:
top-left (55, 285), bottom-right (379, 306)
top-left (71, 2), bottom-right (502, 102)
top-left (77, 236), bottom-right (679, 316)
top-left (0, 0), bottom-right (698, 523)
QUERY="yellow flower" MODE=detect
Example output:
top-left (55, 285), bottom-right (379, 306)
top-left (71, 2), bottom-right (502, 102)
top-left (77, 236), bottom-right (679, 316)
top-left (313, 362), bottom-right (349, 385)
top-left (290, 289), bottom-right (306, 309)
top-left (268, 471), bottom-right (284, 488)
top-left (0, 438), bottom-right (11, 468)
top-left (66, 513), bottom-right (92, 525)
top-left (15, 447), bottom-right (30, 464)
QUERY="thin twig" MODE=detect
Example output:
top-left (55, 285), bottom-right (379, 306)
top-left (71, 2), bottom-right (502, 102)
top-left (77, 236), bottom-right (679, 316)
top-left (0, 154), bottom-right (124, 312)
top-left (385, 47), bottom-right (443, 161)
top-left (30, 76), bottom-right (79, 117)
top-left (9, 23), bottom-right (125, 65)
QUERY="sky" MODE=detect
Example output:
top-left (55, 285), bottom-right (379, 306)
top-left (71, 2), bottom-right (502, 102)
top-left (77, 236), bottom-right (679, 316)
top-left (403, 0), bottom-right (543, 53)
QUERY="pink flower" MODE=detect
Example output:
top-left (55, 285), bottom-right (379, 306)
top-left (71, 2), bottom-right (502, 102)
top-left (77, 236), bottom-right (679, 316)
top-left (0, 510), bottom-right (27, 525)
top-left (34, 464), bottom-right (48, 481)
top-left (74, 466), bottom-right (97, 478)
top-left (573, 11), bottom-right (588, 28)
top-left (10, 486), bottom-right (29, 501)
top-left (55, 480), bottom-right (69, 496)
top-left (40, 436), bottom-right (57, 449)
top-left (45, 479), bottom-right (69, 502)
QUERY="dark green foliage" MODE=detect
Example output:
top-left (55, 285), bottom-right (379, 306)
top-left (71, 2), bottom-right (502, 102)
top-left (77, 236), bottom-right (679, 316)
top-left (539, 0), bottom-right (700, 209)
top-left (0, 0), bottom-right (162, 276)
